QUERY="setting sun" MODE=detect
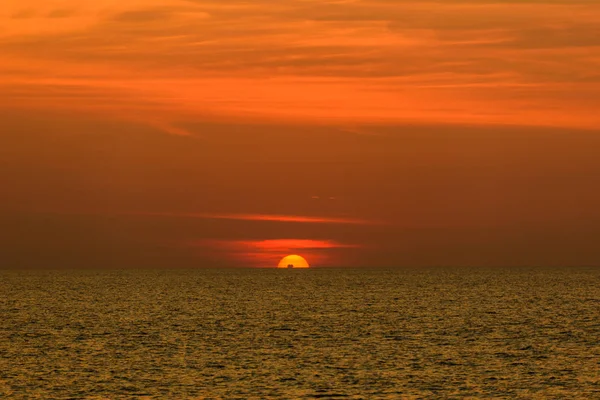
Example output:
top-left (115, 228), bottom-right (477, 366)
top-left (277, 255), bottom-right (310, 269)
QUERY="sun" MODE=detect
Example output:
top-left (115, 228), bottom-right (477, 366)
top-left (277, 255), bottom-right (310, 269)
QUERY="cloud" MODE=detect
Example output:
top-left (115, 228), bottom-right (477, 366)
top-left (47, 9), bottom-right (75, 19)
top-left (138, 212), bottom-right (380, 225)
top-left (10, 10), bottom-right (36, 19)
top-left (202, 239), bottom-right (359, 251)
top-left (495, 26), bottom-right (600, 49)
top-left (0, 0), bottom-right (599, 130)
top-left (192, 238), bottom-right (361, 267)
top-left (111, 8), bottom-right (175, 23)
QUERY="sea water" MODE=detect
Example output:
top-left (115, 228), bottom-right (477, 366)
top-left (1, 267), bottom-right (599, 398)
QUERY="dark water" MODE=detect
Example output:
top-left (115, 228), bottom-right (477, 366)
top-left (1, 268), bottom-right (599, 399)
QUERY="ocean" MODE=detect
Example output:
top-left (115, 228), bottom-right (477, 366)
top-left (1, 267), bottom-right (599, 398)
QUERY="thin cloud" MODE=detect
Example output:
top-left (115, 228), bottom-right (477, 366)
top-left (141, 212), bottom-right (381, 225)
top-left (191, 238), bottom-right (361, 267)
top-left (0, 0), bottom-right (599, 129)
top-left (199, 239), bottom-right (360, 251)
top-left (47, 9), bottom-right (75, 19)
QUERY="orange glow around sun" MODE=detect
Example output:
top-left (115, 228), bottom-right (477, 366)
top-left (277, 255), bottom-right (310, 269)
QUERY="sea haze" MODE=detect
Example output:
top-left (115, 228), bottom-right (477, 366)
top-left (1, 267), bottom-right (599, 398)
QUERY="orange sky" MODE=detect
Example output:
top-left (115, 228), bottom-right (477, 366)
top-left (2, 0), bottom-right (600, 267)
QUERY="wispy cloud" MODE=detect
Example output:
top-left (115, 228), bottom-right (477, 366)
top-left (139, 212), bottom-right (380, 225)
top-left (1, 0), bottom-right (599, 129)
top-left (191, 238), bottom-right (360, 267)
top-left (199, 239), bottom-right (359, 251)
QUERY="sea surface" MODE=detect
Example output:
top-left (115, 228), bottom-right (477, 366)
top-left (1, 267), bottom-right (599, 399)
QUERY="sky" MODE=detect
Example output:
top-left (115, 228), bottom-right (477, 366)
top-left (1, 0), bottom-right (600, 268)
